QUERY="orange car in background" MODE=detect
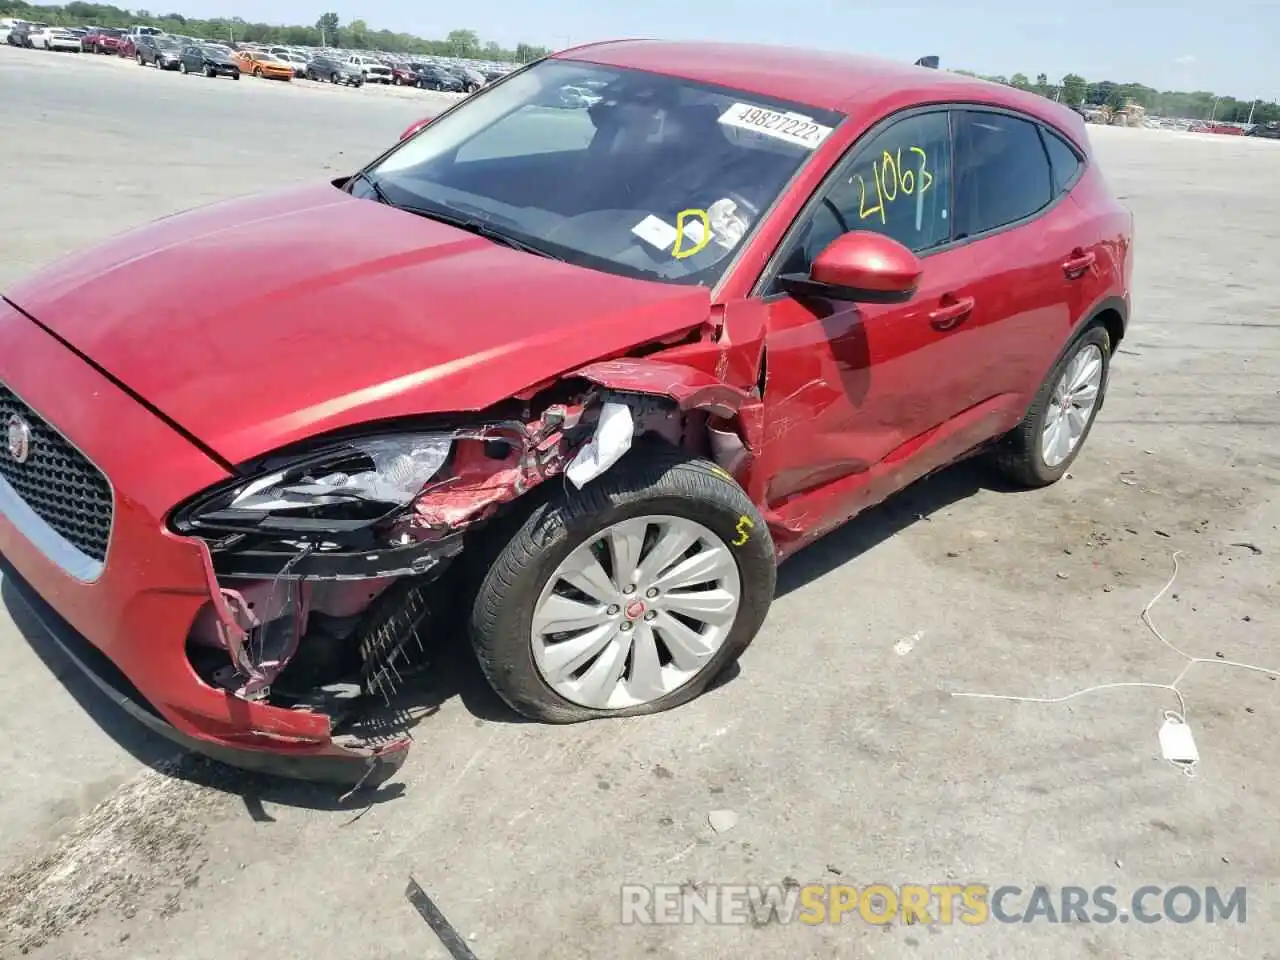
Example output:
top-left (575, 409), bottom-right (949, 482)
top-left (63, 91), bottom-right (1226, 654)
top-left (235, 50), bottom-right (294, 80)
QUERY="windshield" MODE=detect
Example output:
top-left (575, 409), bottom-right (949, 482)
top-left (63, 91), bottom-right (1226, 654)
top-left (363, 60), bottom-right (843, 287)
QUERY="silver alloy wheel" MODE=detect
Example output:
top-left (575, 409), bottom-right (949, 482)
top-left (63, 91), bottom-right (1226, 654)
top-left (1041, 342), bottom-right (1103, 468)
top-left (531, 515), bottom-right (742, 710)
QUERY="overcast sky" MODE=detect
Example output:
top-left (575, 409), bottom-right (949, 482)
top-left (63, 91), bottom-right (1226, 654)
top-left (181, 0), bottom-right (1276, 99)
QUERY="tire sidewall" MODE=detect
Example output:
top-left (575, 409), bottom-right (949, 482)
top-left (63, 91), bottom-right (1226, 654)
top-left (1028, 324), bottom-right (1111, 482)
top-left (473, 454), bottom-right (776, 720)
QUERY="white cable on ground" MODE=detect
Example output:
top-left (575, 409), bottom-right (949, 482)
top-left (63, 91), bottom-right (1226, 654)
top-left (951, 551), bottom-right (1278, 776)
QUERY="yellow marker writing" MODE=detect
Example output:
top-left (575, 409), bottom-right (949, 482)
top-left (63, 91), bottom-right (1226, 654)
top-left (732, 515), bottom-right (754, 546)
top-left (671, 209), bottom-right (711, 259)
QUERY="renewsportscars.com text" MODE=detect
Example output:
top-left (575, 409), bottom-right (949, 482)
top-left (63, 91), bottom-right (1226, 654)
top-left (620, 883), bottom-right (1247, 926)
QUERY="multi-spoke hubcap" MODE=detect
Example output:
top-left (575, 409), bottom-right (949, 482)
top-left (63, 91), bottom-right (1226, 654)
top-left (1042, 343), bottom-right (1103, 468)
top-left (530, 515), bottom-right (742, 710)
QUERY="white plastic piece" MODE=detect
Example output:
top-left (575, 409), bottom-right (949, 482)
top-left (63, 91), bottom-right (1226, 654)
top-left (1158, 714), bottom-right (1199, 765)
top-left (566, 402), bottom-right (634, 489)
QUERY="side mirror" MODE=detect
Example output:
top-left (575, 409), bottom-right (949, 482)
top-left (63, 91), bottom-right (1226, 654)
top-left (399, 116), bottom-right (432, 140)
top-left (779, 231), bottom-right (922, 304)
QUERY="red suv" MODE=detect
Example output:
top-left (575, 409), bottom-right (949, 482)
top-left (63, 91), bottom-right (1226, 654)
top-left (0, 41), bottom-right (1131, 786)
top-left (81, 26), bottom-right (123, 53)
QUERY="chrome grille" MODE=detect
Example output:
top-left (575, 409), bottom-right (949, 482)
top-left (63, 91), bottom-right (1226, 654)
top-left (0, 386), bottom-right (113, 563)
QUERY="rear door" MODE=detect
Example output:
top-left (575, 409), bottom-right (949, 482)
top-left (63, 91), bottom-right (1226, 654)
top-left (947, 109), bottom-right (1086, 416)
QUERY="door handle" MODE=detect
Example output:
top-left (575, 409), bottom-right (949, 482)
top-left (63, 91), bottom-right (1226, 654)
top-left (1062, 250), bottom-right (1096, 278)
top-left (928, 296), bottom-right (975, 331)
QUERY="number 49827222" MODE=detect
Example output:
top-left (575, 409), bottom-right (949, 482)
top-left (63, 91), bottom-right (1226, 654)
top-left (856, 146), bottom-right (934, 224)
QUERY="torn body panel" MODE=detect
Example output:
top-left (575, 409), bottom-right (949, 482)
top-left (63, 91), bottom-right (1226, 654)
top-left (181, 350), bottom-right (771, 741)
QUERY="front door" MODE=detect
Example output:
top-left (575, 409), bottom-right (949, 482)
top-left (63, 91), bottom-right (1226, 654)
top-left (752, 109), bottom-right (980, 521)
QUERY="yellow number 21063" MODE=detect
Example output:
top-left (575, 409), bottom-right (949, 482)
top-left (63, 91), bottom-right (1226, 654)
top-left (855, 145), bottom-right (934, 225)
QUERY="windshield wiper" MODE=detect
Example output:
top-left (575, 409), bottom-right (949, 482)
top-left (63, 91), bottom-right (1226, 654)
top-left (445, 216), bottom-right (565, 261)
top-left (350, 171), bottom-right (393, 205)
top-left (351, 176), bottom-right (562, 261)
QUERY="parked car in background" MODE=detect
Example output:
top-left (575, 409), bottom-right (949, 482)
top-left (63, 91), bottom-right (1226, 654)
top-left (1246, 121), bottom-right (1280, 139)
top-left (448, 64), bottom-right (486, 92)
top-left (415, 62), bottom-right (464, 92)
top-left (0, 17), bottom-right (25, 43)
top-left (391, 63), bottom-right (420, 86)
top-left (8, 22), bottom-right (48, 47)
top-left (32, 25), bottom-right (83, 51)
top-left (306, 54), bottom-right (364, 86)
top-left (82, 26), bottom-right (124, 53)
top-left (177, 42), bottom-right (240, 78)
top-left (135, 33), bottom-right (183, 69)
top-left (347, 54), bottom-right (392, 83)
top-left (276, 51), bottom-right (310, 77)
top-left (234, 50), bottom-right (295, 81)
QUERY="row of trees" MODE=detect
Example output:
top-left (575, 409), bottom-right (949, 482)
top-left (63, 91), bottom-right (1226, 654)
top-left (0, 2), bottom-right (551, 60)
top-left (954, 69), bottom-right (1277, 125)
top-left (3, 2), bottom-right (1275, 122)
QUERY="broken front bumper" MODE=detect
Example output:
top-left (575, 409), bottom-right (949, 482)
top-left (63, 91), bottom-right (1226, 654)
top-left (0, 299), bottom-right (408, 786)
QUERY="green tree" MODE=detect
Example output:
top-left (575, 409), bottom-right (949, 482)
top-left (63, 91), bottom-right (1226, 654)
top-left (1061, 73), bottom-right (1087, 105)
top-left (347, 17), bottom-right (366, 47)
top-left (1010, 72), bottom-right (1030, 89)
top-left (315, 11), bottom-right (338, 44)
top-left (444, 27), bottom-right (479, 55)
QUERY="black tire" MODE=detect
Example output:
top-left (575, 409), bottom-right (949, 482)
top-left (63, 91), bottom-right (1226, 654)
top-left (992, 322), bottom-right (1112, 488)
top-left (232, 72), bottom-right (239, 79)
top-left (330, 71), bottom-right (339, 84)
top-left (470, 444), bottom-right (776, 723)
top-left (136, 52), bottom-right (144, 65)
top-left (179, 60), bottom-right (187, 74)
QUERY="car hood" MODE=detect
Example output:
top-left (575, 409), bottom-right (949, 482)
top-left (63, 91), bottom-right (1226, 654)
top-left (5, 183), bottom-right (712, 465)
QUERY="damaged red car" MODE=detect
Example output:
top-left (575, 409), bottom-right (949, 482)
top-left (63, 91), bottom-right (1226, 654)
top-left (0, 40), bottom-right (1132, 786)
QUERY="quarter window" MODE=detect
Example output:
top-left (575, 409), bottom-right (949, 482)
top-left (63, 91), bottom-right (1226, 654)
top-left (952, 111), bottom-right (1053, 237)
top-left (775, 111), bottom-right (952, 279)
top-left (1041, 128), bottom-right (1084, 195)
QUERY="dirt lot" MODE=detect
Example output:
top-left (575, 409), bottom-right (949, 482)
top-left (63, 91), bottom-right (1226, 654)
top-left (0, 44), bottom-right (1277, 960)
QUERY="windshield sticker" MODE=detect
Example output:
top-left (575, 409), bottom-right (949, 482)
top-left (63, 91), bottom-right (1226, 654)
top-left (632, 214), bottom-right (706, 255)
top-left (718, 103), bottom-right (833, 150)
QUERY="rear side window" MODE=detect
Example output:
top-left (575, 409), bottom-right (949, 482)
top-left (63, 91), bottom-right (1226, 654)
top-left (1041, 128), bottom-right (1083, 195)
top-left (952, 111), bottom-right (1052, 238)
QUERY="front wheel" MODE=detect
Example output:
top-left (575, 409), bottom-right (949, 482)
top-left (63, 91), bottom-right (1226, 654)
top-left (993, 323), bottom-right (1111, 487)
top-left (179, 61), bottom-right (187, 74)
top-left (136, 52), bottom-right (144, 64)
top-left (470, 446), bottom-right (776, 723)
top-left (253, 67), bottom-right (262, 77)
top-left (330, 71), bottom-right (339, 84)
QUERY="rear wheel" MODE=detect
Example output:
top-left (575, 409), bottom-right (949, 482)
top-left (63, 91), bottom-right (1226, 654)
top-left (253, 66), bottom-right (262, 77)
top-left (136, 52), bottom-right (144, 64)
top-left (993, 324), bottom-right (1111, 487)
top-left (470, 446), bottom-right (776, 723)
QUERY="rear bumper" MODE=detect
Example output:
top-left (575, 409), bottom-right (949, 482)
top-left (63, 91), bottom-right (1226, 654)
top-left (0, 298), bottom-right (409, 786)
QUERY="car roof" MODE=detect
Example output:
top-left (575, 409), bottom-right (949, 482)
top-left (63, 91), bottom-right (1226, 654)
top-left (555, 39), bottom-right (1088, 147)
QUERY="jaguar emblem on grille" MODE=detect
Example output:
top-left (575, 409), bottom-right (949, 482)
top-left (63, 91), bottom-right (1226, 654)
top-left (6, 415), bottom-right (31, 464)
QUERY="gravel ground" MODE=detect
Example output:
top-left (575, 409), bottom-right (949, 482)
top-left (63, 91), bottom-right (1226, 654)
top-left (0, 44), bottom-right (1277, 960)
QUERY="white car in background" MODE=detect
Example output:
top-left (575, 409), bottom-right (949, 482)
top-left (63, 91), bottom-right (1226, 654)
top-left (32, 26), bottom-right (84, 51)
top-left (347, 54), bottom-right (392, 83)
